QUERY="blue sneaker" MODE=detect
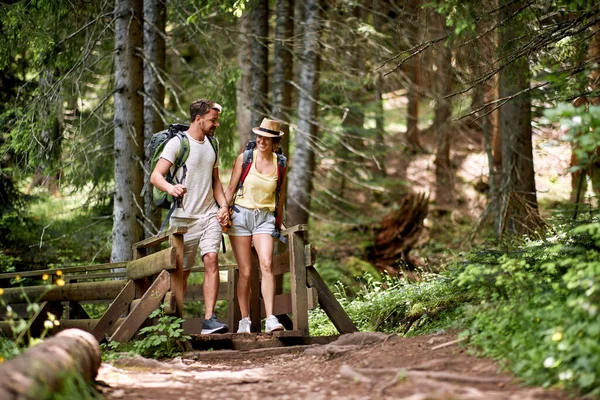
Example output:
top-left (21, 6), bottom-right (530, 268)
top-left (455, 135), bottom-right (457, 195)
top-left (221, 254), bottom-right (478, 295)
top-left (201, 315), bottom-right (229, 334)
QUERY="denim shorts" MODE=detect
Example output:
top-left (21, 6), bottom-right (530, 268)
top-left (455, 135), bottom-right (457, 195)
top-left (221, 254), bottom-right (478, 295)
top-left (170, 212), bottom-right (222, 271)
top-left (227, 205), bottom-right (275, 236)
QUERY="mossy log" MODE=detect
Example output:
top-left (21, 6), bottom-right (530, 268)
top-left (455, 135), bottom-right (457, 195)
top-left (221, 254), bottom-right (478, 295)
top-left (0, 328), bottom-right (101, 399)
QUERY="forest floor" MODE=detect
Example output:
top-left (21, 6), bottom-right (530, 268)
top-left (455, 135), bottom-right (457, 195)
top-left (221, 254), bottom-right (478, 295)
top-left (96, 331), bottom-right (581, 400)
top-left (94, 125), bottom-right (584, 400)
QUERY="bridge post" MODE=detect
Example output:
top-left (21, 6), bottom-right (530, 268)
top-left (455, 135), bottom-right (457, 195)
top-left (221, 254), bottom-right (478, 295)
top-left (288, 224), bottom-right (309, 336)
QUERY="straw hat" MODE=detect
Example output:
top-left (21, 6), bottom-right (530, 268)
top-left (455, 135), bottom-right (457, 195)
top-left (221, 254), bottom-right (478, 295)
top-left (252, 118), bottom-right (284, 137)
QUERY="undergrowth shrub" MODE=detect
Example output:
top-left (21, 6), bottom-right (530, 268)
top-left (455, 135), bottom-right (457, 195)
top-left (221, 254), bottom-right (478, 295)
top-left (103, 305), bottom-right (191, 360)
top-left (457, 222), bottom-right (600, 395)
top-left (309, 272), bottom-right (468, 336)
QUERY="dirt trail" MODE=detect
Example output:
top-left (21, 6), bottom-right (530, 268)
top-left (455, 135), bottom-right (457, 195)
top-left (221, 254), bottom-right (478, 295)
top-left (97, 331), bottom-right (577, 400)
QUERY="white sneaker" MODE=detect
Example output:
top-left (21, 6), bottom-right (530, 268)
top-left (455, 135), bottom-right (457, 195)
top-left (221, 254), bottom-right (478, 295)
top-left (237, 317), bottom-right (251, 333)
top-left (265, 315), bottom-right (284, 333)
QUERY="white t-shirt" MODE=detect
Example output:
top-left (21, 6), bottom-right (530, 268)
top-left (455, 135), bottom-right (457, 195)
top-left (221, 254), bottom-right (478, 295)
top-left (160, 133), bottom-right (219, 218)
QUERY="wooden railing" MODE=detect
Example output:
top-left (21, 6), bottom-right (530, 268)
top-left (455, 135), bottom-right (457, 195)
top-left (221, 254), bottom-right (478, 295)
top-left (0, 225), bottom-right (357, 343)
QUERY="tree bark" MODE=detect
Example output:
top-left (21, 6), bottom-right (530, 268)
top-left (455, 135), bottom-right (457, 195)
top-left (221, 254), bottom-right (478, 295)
top-left (143, 0), bottom-right (167, 237)
top-left (337, 5), bottom-right (366, 197)
top-left (236, 11), bottom-right (253, 152)
top-left (0, 329), bottom-right (101, 400)
top-left (497, 0), bottom-right (538, 236)
top-left (286, 0), bottom-right (322, 227)
top-left (112, 0), bottom-right (145, 262)
top-left (271, 0), bottom-right (294, 157)
top-left (406, 0), bottom-right (422, 151)
top-left (433, 15), bottom-right (455, 208)
top-left (250, 0), bottom-right (269, 129)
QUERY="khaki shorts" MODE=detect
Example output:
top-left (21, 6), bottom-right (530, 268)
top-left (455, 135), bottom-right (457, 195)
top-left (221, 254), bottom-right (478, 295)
top-left (170, 212), bottom-right (222, 271)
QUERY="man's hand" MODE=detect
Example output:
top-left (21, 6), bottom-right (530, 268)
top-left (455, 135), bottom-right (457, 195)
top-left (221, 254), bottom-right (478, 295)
top-left (216, 206), bottom-right (229, 227)
top-left (167, 184), bottom-right (187, 199)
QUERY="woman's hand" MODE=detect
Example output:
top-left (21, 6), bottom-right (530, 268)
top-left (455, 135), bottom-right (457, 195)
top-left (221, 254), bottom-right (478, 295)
top-left (216, 205), bottom-right (229, 227)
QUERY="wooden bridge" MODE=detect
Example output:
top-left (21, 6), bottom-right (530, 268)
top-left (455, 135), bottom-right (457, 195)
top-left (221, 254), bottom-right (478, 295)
top-left (0, 225), bottom-right (357, 349)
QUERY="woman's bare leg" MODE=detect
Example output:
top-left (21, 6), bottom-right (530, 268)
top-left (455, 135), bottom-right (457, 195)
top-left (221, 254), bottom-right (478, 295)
top-left (229, 235), bottom-right (253, 318)
top-left (253, 233), bottom-right (275, 316)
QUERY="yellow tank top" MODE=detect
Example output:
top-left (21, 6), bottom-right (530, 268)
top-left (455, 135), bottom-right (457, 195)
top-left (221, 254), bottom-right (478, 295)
top-left (234, 152), bottom-right (278, 211)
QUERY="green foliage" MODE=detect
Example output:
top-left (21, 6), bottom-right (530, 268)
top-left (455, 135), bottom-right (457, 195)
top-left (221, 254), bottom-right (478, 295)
top-left (309, 272), bottom-right (469, 336)
top-left (456, 221), bottom-right (600, 395)
top-left (36, 370), bottom-right (102, 400)
top-left (131, 306), bottom-right (191, 359)
top-left (543, 103), bottom-right (600, 173)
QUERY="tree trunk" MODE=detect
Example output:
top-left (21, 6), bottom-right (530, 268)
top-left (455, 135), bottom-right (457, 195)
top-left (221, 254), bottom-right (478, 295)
top-left (286, 0), bottom-right (322, 227)
top-left (250, 0), bottom-right (269, 130)
top-left (143, 0), bottom-right (167, 237)
top-left (0, 329), bottom-right (101, 400)
top-left (372, 193), bottom-right (428, 276)
top-left (112, 0), bottom-right (145, 262)
top-left (338, 5), bottom-right (366, 197)
top-left (236, 11), bottom-right (253, 152)
top-left (406, 0), bottom-right (422, 151)
top-left (433, 15), bottom-right (455, 208)
top-left (271, 0), bottom-right (294, 157)
top-left (497, 0), bottom-right (538, 236)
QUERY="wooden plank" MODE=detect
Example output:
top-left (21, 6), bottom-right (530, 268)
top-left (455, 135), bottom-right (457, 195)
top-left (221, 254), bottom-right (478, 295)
top-left (183, 284), bottom-right (230, 301)
top-left (91, 280), bottom-right (135, 342)
top-left (109, 270), bottom-right (170, 343)
top-left (0, 262), bottom-right (128, 280)
top-left (163, 291), bottom-right (176, 315)
top-left (16, 301), bottom-right (63, 343)
top-left (305, 244), bottom-right (316, 266)
top-left (1, 280), bottom-right (127, 304)
top-left (281, 224), bottom-right (309, 235)
top-left (126, 246), bottom-right (176, 280)
top-left (64, 272), bottom-right (126, 281)
top-left (250, 249), bottom-right (261, 333)
top-left (288, 231), bottom-right (309, 335)
top-left (58, 318), bottom-right (124, 332)
top-left (260, 288), bottom-right (317, 317)
top-left (169, 232), bottom-right (185, 318)
top-left (133, 226), bottom-right (188, 249)
top-left (272, 251), bottom-right (290, 276)
top-left (189, 263), bottom-right (237, 273)
top-left (227, 268), bottom-right (240, 332)
top-left (307, 266), bottom-right (358, 334)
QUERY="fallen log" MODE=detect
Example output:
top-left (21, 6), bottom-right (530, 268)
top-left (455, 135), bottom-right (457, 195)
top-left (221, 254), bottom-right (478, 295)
top-left (0, 328), bottom-right (101, 399)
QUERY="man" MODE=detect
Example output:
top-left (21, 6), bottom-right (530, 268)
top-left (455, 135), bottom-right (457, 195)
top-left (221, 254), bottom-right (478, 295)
top-left (150, 99), bottom-right (230, 334)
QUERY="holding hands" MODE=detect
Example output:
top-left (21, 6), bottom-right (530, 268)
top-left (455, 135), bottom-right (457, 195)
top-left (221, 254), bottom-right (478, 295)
top-left (216, 205), bottom-right (230, 228)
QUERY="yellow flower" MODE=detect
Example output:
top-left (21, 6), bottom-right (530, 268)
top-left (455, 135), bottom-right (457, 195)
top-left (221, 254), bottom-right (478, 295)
top-left (15, 275), bottom-right (21, 282)
top-left (0, 356), bottom-right (4, 363)
top-left (55, 270), bottom-right (63, 276)
top-left (42, 274), bottom-right (49, 281)
top-left (552, 332), bottom-right (563, 342)
top-left (54, 320), bottom-right (60, 326)
top-left (56, 279), bottom-right (65, 287)
top-left (0, 288), bottom-right (4, 296)
top-left (44, 320), bottom-right (54, 330)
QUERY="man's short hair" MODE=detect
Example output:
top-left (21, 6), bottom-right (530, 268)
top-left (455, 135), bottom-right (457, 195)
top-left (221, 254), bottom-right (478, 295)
top-left (190, 99), bottom-right (222, 122)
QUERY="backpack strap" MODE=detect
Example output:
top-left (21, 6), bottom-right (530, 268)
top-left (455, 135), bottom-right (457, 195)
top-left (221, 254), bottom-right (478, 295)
top-left (237, 141), bottom-right (256, 191)
top-left (171, 132), bottom-right (190, 186)
top-left (271, 153), bottom-right (288, 244)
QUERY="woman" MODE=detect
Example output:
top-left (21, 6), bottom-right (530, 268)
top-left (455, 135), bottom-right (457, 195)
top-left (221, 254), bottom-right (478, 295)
top-left (224, 118), bottom-right (287, 333)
